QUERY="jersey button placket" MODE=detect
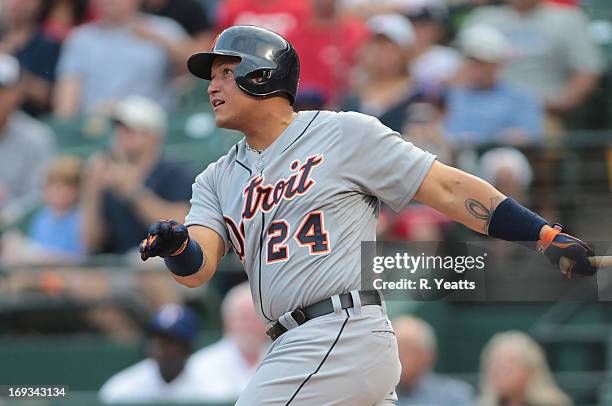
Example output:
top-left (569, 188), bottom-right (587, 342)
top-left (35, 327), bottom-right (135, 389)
top-left (253, 158), bottom-right (264, 235)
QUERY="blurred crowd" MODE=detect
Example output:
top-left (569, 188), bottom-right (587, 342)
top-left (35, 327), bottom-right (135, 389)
top-left (95, 292), bottom-right (573, 406)
top-left (0, 0), bottom-right (609, 404)
top-left (0, 0), bottom-right (606, 262)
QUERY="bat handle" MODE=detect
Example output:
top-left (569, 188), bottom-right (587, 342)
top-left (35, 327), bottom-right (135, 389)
top-left (589, 256), bottom-right (612, 268)
top-left (559, 256), bottom-right (612, 276)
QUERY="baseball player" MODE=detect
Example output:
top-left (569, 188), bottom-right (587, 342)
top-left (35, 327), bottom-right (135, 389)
top-left (139, 26), bottom-right (597, 405)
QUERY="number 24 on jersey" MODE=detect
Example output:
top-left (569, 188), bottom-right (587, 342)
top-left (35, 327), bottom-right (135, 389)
top-left (267, 211), bottom-right (330, 263)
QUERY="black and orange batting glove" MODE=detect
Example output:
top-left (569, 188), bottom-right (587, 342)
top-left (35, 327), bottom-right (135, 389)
top-left (537, 224), bottom-right (597, 277)
top-left (140, 220), bottom-right (189, 261)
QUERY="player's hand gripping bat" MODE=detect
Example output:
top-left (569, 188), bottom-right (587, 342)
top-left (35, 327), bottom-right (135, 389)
top-left (538, 224), bottom-right (598, 278)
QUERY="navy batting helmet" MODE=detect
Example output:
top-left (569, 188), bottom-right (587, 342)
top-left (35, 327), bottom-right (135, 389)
top-left (187, 25), bottom-right (300, 105)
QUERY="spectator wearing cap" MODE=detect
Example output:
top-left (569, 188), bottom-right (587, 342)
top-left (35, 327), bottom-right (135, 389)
top-left (393, 316), bottom-right (475, 406)
top-left (404, 0), bottom-right (463, 92)
top-left (81, 96), bottom-right (193, 255)
top-left (53, 0), bottom-right (190, 118)
top-left (98, 304), bottom-right (204, 404)
top-left (465, 0), bottom-right (603, 124)
top-left (444, 25), bottom-right (544, 146)
top-left (0, 54), bottom-right (55, 227)
top-left (341, 14), bottom-right (424, 132)
top-left (285, 0), bottom-right (369, 106)
top-left (0, 0), bottom-right (62, 116)
top-left (188, 282), bottom-right (268, 402)
top-left (27, 155), bottom-right (86, 259)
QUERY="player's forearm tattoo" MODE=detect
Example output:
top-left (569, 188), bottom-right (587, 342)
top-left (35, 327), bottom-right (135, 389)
top-left (465, 197), bottom-right (503, 233)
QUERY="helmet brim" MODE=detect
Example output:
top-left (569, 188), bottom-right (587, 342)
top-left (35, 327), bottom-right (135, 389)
top-left (187, 51), bottom-right (242, 80)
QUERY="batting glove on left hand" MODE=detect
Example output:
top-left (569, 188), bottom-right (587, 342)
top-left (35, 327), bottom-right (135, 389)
top-left (538, 224), bottom-right (597, 277)
top-left (140, 220), bottom-right (189, 261)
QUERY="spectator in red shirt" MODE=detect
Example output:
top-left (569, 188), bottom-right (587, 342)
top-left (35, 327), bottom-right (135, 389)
top-left (286, 0), bottom-right (369, 106)
top-left (215, 0), bottom-right (310, 38)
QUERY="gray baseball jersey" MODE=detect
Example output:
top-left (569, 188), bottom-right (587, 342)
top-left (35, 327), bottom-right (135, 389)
top-left (185, 110), bottom-right (435, 322)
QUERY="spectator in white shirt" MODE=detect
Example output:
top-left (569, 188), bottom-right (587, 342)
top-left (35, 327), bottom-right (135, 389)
top-left (188, 282), bottom-right (268, 403)
top-left (98, 304), bottom-right (202, 404)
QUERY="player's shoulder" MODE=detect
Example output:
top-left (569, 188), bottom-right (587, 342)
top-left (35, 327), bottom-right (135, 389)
top-left (301, 110), bottom-right (384, 146)
top-left (337, 110), bottom-right (380, 122)
top-left (316, 109), bottom-right (374, 121)
top-left (335, 110), bottom-right (390, 138)
top-left (303, 109), bottom-right (374, 121)
top-left (314, 109), bottom-right (380, 131)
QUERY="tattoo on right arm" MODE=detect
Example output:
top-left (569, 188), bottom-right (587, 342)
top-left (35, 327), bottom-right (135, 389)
top-left (464, 197), bottom-right (503, 234)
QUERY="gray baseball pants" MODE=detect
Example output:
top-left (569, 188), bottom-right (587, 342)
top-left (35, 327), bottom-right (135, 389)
top-left (236, 292), bottom-right (401, 405)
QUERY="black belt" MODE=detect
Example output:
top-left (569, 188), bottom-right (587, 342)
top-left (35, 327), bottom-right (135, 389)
top-left (266, 290), bottom-right (381, 341)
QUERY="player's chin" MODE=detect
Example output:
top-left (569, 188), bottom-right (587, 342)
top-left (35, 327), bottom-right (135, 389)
top-left (213, 111), bottom-right (231, 129)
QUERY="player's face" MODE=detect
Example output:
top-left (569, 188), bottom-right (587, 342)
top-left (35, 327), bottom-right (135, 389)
top-left (208, 56), bottom-right (258, 130)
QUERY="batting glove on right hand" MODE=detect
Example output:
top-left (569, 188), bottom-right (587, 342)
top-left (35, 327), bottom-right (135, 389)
top-left (140, 220), bottom-right (189, 261)
top-left (537, 224), bottom-right (597, 277)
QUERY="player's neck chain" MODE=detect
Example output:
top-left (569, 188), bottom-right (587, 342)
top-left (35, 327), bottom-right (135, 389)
top-left (245, 142), bottom-right (264, 154)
